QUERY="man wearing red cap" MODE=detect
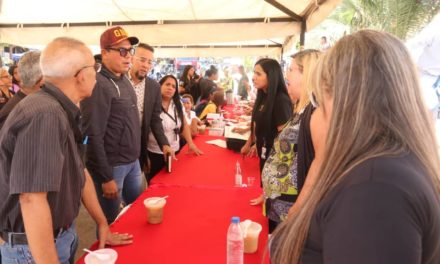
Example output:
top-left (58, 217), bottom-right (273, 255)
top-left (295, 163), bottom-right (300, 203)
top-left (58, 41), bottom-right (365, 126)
top-left (81, 26), bottom-right (143, 225)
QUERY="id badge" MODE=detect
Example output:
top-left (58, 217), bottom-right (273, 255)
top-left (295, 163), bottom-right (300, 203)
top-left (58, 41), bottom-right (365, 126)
top-left (261, 146), bottom-right (267, 159)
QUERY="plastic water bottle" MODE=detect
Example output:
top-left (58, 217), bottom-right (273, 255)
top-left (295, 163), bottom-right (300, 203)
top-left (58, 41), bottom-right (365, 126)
top-left (235, 161), bottom-right (242, 187)
top-left (227, 216), bottom-right (244, 264)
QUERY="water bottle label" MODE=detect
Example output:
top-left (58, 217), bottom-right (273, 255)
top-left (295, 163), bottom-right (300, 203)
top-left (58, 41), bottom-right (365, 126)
top-left (235, 174), bottom-right (242, 187)
top-left (227, 239), bottom-right (244, 264)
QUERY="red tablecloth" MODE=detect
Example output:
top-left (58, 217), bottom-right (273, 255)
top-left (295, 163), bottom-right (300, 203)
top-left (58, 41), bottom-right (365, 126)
top-left (76, 185), bottom-right (269, 264)
top-left (151, 135), bottom-right (260, 187)
top-left (77, 131), bottom-right (267, 264)
top-left (222, 104), bottom-right (236, 119)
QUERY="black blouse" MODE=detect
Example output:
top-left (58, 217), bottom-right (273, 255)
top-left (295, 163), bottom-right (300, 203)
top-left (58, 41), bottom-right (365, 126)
top-left (297, 103), bottom-right (315, 192)
top-left (253, 92), bottom-right (292, 163)
top-left (302, 154), bottom-right (440, 264)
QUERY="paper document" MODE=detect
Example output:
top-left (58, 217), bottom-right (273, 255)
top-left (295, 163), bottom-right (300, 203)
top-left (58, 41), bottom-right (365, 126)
top-left (206, 139), bottom-right (227, 148)
top-left (224, 126), bottom-right (251, 141)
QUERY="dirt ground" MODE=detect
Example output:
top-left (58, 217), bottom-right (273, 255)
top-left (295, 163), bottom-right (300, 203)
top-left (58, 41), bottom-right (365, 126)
top-left (74, 176), bottom-right (147, 262)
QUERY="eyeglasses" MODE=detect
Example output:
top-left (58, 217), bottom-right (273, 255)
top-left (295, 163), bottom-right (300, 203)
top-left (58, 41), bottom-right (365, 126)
top-left (136, 56), bottom-right (155, 66)
top-left (107, 47), bottom-right (135, 57)
top-left (74, 63), bottom-right (101, 77)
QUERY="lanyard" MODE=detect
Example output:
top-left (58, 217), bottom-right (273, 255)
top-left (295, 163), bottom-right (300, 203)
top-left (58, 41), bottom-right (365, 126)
top-left (162, 104), bottom-right (178, 125)
top-left (162, 103), bottom-right (180, 140)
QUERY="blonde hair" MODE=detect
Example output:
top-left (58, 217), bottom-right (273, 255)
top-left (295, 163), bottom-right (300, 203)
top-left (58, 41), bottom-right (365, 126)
top-left (270, 29), bottom-right (440, 263)
top-left (291, 49), bottom-right (320, 113)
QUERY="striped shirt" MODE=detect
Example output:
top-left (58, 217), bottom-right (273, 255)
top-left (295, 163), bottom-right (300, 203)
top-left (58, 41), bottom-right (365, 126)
top-left (0, 82), bottom-right (85, 233)
top-left (128, 71), bottom-right (146, 122)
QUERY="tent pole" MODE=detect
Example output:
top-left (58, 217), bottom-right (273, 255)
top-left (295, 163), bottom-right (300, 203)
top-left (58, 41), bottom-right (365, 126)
top-left (0, 17), bottom-right (296, 28)
top-left (280, 46), bottom-right (284, 61)
top-left (264, 0), bottom-right (302, 22)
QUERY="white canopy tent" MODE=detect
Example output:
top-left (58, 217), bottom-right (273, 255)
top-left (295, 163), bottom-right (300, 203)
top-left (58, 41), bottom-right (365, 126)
top-left (0, 0), bottom-right (341, 57)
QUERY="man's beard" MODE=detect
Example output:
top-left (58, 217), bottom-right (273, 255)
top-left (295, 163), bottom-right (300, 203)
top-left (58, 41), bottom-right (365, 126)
top-left (135, 71), bottom-right (146, 81)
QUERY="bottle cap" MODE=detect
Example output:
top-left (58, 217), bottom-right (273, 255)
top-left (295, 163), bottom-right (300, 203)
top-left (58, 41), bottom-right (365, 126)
top-left (231, 216), bottom-right (240, 223)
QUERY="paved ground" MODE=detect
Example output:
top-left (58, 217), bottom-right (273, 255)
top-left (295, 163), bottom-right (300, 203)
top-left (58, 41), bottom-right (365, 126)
top-left (74, 176), bottom-right (147, 262)
top-left (74, 205), bottom-right (96, 262)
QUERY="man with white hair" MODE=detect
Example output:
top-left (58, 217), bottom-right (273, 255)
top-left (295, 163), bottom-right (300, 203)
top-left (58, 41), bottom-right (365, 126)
top-left (0, 51), bottom-right (43, 129)
top-left (0, 37), bottom-right (132, 264)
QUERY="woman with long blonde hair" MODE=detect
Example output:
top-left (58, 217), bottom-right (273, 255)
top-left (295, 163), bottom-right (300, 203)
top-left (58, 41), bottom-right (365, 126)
top-left (261, 49), bottom-right (320, 233)
top-left (271, 30), bottom-right (440, 263)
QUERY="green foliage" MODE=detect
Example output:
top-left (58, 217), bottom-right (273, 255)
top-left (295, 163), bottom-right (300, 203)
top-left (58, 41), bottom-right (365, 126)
top-left (330, 0), bottom-right (440, 39)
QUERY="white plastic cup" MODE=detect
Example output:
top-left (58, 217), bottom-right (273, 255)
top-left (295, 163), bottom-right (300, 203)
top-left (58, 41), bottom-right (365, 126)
top-left (247, 177), bottom-right (256, 187)
top-left (198, 125), bottom-right (206, 134)
top-left (240, 221), bottom-right (263, 253)
top-left (144, 197), bottom-right (167, 224)
top-left (84, 248), bottom-right (118, 264)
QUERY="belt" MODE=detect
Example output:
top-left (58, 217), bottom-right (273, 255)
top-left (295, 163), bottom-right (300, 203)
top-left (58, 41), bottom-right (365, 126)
top-left (0, 224), bottom-right (71, 245)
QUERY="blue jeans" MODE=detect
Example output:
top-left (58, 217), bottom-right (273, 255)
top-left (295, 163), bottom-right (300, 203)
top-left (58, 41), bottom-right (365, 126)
top-left (0, 225), bottom-right (78, 264)
top-left (94, 160), bottom-right (143, 224)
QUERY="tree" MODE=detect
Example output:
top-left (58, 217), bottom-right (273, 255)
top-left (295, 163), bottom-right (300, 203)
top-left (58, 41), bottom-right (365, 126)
top-left (330, 0), bottom-right (440, 40)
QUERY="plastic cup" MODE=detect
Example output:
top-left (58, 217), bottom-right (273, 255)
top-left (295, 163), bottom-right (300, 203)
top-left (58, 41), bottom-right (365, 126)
top-left (240, 221), bottom-right (262, 254)
top-left (198, 125), bottom-right (206, 134)
top-left (84, 248), bottom-right (117, 264)
top-left (247, 177), bottom-right (256, 187)
top-left (144, 197), bottom-right (167, 224)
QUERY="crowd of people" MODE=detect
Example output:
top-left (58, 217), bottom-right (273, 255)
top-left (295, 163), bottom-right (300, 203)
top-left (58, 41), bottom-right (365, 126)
top-left (0, 25), bottom-right (440, 264)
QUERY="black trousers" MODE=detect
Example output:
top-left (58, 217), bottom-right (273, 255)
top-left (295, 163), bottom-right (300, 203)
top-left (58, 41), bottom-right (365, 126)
top-left (146, 149), bottom-right (181, 184)
top-left (146, 151), bottom-right (166, 184)
top-left (268, 219), bottom-right (279, 234)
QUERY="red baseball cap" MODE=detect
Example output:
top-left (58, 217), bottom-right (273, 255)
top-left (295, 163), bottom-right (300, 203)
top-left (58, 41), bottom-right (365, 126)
top-left (100, 26), bottom-right (139, 49)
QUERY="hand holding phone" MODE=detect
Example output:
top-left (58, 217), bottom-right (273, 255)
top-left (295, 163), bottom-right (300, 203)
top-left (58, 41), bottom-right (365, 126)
top-left (166, 154), bottom-right (172, 173)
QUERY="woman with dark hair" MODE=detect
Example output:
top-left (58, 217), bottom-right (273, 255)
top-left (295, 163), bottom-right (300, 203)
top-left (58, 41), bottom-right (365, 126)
top-left (271, 30), bottom-right (440, 264)
top-left (198, 65), bottom-right (218, 101)
top-left (194, 86), bottom-right (214, 117)
top-left (237, 65), bottom-right (250, 100)
top-left (8, 65), bottom-right (20, 94)
top-left (146, 75), bottom-right (203, 183)
top-left (198, 90), bottom-right (225, 120)
top-left (179, 65), bottom-right (199, 95)
top-left (241, 58), bottom-right (292, 205)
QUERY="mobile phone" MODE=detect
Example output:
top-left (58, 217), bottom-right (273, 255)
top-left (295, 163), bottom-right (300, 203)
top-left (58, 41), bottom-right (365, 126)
top-left (166, 154), bottom-right (172, 173)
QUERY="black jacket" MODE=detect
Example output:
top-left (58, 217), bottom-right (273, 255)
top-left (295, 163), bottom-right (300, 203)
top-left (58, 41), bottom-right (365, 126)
top-left (139, 77), bottom-right (169, 168)
top-left (81, 66), bottom-right (141, 183)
